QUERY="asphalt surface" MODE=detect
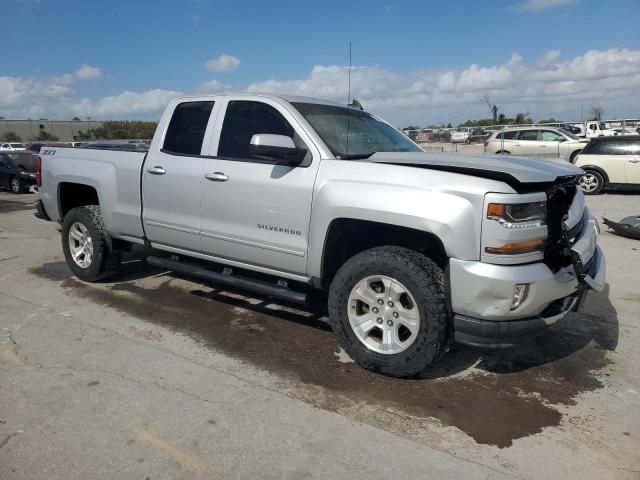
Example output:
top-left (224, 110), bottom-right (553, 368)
top-left (1, 190), bottom-right (639, 479)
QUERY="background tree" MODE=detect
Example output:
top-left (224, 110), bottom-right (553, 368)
top-left (0, 131), bottom-right (22, 142)
top-left (77, 121), bottom-right (158, 140)
top-left (590, 103), bottom-right (604, 121)
top-left (514, 112), bottom-right (531, 124)
top-left (483, 95), bottom-right (499, 124)
top-left (537, 118), bottom-right (559, 124)
top-left (72, 116), bottom-right (81, 121)
top-left (35, 130), bottom-right (60, 141)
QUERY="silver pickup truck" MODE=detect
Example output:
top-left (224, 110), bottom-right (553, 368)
top-left (35, 94), bottom-right (606, 377)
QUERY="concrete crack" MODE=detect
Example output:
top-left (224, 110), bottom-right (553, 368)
top-left (0, 432), bottom-right (19, 450)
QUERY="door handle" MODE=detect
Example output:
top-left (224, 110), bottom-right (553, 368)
top-left (629, 159), bottom-right (640, 163)
top-left (205, 172), bottom-right (229, 182)
top-left (147, 166), bottom-right (166, 175)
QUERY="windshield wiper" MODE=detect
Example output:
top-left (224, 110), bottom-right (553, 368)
top-left (337, 153), bottom-right (374, 160)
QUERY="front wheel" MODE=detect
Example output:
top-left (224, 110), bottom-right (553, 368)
top-left (579, 170), bottom-right (605, 195)
top-left (61, 205), bottom-right (123, 281)
top-left (328, 246), bottom-right (449, 377)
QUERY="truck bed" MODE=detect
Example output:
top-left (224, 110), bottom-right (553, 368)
top-left (39, 146), bottom-right (147, 242)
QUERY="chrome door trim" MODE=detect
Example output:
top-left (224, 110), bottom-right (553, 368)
top-left (199, 229), bottom-right (305, 257)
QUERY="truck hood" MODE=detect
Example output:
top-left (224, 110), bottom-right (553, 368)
top-left (367, 152), bottom-right (582, 189)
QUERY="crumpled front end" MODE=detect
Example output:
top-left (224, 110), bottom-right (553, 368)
top-left (450, 177), bottom-right (606, 347)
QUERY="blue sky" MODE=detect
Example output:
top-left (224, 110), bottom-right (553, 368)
top-left (1, 0), bottom-right (639, 125)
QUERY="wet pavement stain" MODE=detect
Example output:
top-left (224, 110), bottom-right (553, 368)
top-left (0, 197), bottom-right (37, 213)
top-left (31, 261), bottom-right (618, 448)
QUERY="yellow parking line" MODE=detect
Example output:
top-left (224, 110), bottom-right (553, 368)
top-left (133, 427), bottom-right (208, 474)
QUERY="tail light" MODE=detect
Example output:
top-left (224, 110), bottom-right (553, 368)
top-left (35, 155), bottom-right (42, 187)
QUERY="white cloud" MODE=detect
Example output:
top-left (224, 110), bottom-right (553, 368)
top-left (2, 48), bottom-right (639, 125)
top-left (0, 74), bottom-right (75, 119)
top-left (71, 89), bottom-right (182, 117)
top-left (75, 64), bottom-right (102, 80)
top-left (196, 79), bottom-right (230, 93)
top-left (205, 54), bottom-right (240, 72)
top-left (516, 0), bottom-right (577, 12)
top-left (243, 48), bottom-right (640, 125)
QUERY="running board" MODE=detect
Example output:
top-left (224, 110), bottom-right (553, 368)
top-left (146, 256), bottom-right (308, 305)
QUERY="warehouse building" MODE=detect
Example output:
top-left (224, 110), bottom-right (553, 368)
top-left (0, 119), bottom-right (103, 141)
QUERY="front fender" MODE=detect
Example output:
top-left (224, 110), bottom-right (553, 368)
top-left (306, 179), bottom-right (481, 278)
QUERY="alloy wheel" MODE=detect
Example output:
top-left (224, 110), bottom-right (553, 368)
top-left (347, 275), bottom-right (420, 355)
top-left (68, 222), bottom-right (94, 268)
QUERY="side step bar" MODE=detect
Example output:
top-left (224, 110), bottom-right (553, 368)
top-left (146, 256), bottom-right (308, 305)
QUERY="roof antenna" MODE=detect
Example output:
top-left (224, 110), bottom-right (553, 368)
top-left (346, 41), bottom-right (352, 155)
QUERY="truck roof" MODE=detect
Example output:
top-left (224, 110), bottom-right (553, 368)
top-left (173, 93), bottom-right (344, 108)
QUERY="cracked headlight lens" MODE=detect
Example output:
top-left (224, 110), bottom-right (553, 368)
top-left (487, 201), bottom-right (546, 229)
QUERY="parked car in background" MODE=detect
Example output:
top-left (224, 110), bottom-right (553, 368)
top-left (467, 128), bottom-right (490, 144)
top-left (583, 121), bottom-right (617, 138)
top-left (83, 142), bottom-right (149, 152)
top-left (0, 143), bottom-right (27, 151)
top-left (484, 126), bottom-right (588, 163)
top-left (612, 128), bottom-right (639, 136)
top-left (450, 127), bottom-right (471, 143)
top-left (574, 136), bottom-right (640, 194)
top-left (0, 151), bottom-right (38, 193)
top-left (26, 142), bottom-right (69, 154)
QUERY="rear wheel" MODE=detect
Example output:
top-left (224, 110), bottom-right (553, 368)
top-left (61, 205), bottom-right (123, 281)
top-left (328, 246), bottom-right (449, 377)
top-left (495, 150), bottom-right (510, 155)
top-left (579, 170), bottom-right (605, 195)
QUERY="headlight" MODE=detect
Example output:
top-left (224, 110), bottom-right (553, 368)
top-left (487, 201), bottom-right (546, 229)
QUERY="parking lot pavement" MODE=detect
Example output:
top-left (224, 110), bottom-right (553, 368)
top-left (1, 191), bottom-right (639, 479)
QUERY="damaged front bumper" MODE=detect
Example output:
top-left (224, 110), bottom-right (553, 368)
top-left (451, 208), bottom-right (606, 348)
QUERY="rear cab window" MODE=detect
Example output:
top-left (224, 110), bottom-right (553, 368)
top-left (163, 101), bottom-right (215, 155)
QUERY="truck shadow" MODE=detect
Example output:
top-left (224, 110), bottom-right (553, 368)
top-left (113, 245), bottom-right (619, 383)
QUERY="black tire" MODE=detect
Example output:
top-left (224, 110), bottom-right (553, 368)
top-left (61, 205), bottom-right (123, 281)
top-left (495, 150), bottom-right (510, 155)
top-left (579, 169), bottom-right (605, 195)
top-left (10, 176), bottom-right (25, 194)
top-left (328, 246), bottom-right (449, 377)
top-left (569, 149), bottom-right (582, 164)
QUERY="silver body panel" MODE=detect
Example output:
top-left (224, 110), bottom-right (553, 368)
top-left (38, 93), bottom-right (605, 327)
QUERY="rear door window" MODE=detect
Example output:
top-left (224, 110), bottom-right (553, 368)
top-left (516, 130), bottom-right (539, 141)
top-left (163, 101), bottom-right (215, 155)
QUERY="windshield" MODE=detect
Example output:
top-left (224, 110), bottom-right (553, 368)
top-left (599, 122), bottom-right (607, 130)
top-left (10, 143), bottom-right (26, 148)
top-left (292, 102), bottom-right (421, 158)
top-left (6, 152), bottom-right (36, 170)
top-left (558, 128), bottom-right (581, 140)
